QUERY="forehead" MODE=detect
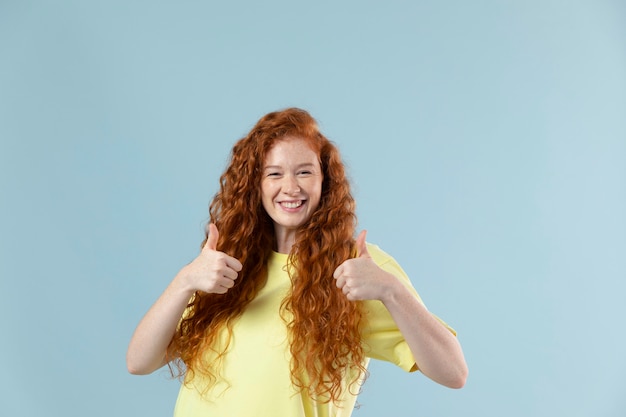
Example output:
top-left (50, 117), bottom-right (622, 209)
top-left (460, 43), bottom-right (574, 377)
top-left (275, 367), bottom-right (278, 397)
top-left (264, 137), bottom-right (320, 164)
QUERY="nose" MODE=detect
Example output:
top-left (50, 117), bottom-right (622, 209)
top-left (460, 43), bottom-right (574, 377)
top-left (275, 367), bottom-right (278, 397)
top-left (282, 175), bottom-right (300, 194)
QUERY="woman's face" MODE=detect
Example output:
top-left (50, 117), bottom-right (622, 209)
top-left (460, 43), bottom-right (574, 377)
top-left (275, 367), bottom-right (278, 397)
top-left (261, 137), bottom-right (323, 238)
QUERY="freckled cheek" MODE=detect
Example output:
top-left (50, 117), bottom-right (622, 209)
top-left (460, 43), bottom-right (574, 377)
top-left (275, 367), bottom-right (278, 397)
top-left (260, 183), bottom-right (278, 209)
top-left (309, 183), bottom-right (323, 209)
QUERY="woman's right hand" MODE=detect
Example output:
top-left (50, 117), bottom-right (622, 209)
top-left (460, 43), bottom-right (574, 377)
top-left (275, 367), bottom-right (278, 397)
top-left (126, 223), bottom-right (243, 375)
top-left (178, 223), bottom-right (243, 294)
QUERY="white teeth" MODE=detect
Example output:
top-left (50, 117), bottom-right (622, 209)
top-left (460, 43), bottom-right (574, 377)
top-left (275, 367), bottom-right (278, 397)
top-left (282, 201), bottom-right (303, 208)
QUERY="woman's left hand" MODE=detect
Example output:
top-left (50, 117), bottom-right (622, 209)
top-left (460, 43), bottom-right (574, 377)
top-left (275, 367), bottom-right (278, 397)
top-left (333, 230), bottom-right (397, 301)
top-left (335, 231), bottom-right (469, 388)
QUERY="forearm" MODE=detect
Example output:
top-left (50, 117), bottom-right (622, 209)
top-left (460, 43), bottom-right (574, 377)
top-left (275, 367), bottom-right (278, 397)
top-left (126, 269), bottom-right (195, 375)
top-left (381, 277), bottom-right (468, 388)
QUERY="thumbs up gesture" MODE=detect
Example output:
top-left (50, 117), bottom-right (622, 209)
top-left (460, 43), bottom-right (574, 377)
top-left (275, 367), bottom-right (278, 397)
top-left (181, 223), bottom-right (243, 294)
top-left (333, 230), bottom-right (394, 301)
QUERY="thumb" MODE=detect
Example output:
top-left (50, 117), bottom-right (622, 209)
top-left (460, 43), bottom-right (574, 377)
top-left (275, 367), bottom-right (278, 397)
top-left (204, 223), bottom-right (219, 251)
top-left (356, 230), bottom-right (370, 258)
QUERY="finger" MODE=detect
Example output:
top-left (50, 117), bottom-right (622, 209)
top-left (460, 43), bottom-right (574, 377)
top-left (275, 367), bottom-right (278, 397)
top-left (356, 230), bottom-right (370, 258)
top-left (335, 275), bottom-right (345, 289)
top-left (221, 266), bottom-right (240, 281)
top-left (212, 285), bottom-right (228, 295)
top-left (219, 276), bottom-right (236, 289)
top-left (343, 286), bottom-right (354, 299)
top-left (226, 256), bottom-right (243, 272)
top-left (207, 277), bottom-right (234, 294)
top-left (333, 264), bottom-right (344, 280)
top-left (205, 223), bottom-right (219, 251)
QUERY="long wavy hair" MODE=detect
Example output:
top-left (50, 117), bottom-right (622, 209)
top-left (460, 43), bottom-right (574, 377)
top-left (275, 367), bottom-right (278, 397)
top-left (167, 108), bottom-right (365, 403)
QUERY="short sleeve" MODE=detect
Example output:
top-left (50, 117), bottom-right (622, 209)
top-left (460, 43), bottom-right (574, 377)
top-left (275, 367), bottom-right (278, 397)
top-left (360, 244), bottom-right (456, 372)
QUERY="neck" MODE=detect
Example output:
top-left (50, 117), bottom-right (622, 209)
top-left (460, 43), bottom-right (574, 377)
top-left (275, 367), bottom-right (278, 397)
top-left (274, 227), bottom-right (297, 254)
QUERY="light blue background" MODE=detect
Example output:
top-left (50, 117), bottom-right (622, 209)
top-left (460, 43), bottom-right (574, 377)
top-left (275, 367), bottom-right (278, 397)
top-left (1, 1), bottom-right (625, 416)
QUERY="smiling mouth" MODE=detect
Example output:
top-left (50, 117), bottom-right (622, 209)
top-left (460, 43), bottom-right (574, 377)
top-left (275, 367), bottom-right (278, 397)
top-left (280, 200), bottom-right (304, 209)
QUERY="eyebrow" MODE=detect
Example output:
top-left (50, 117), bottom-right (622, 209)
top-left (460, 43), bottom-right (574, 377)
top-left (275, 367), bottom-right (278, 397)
top-left (263, 163), bottom-right (316, 171)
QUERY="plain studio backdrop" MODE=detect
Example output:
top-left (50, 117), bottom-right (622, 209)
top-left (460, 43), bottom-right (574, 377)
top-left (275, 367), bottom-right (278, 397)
top-left (1, 1), bottom-right (624, 416)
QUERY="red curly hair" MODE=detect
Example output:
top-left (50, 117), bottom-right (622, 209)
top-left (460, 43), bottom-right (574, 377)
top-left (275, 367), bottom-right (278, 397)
top-left (167, 108), bottom-right (365, 403)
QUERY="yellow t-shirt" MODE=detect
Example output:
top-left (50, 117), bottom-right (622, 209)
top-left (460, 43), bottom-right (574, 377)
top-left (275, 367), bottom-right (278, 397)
top-left (173, 243), bottom-right (455, 417)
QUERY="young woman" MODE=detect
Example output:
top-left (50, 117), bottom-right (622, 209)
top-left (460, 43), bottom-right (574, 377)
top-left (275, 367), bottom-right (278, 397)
top-left (127, 108), bottom-right (467, 416)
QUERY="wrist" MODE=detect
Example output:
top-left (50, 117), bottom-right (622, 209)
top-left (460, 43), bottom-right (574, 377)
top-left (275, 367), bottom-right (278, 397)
top-left (378, 271), bottom-right (404, 304)
top-left (172, 265), bottom-right (198, 297)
